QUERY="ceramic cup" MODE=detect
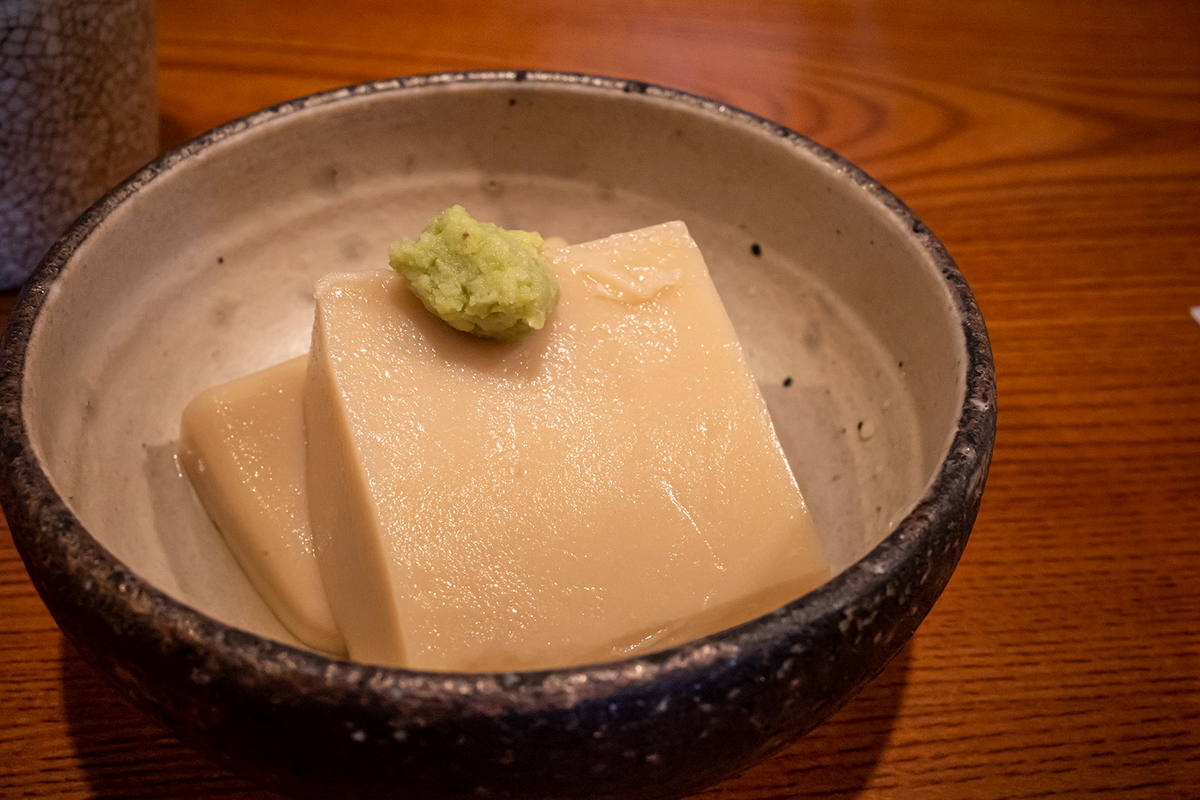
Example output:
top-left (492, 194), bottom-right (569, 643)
top-left (0, 0), bottom-right (158, 289)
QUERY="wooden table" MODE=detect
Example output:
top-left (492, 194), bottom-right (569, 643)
top-left (3, 1), bottom-right (1198, 797)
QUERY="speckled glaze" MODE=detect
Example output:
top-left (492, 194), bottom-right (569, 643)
top-left (0, 0), bottom-right (158, 288)
top-left (0, 72), bottom-right (996, 799)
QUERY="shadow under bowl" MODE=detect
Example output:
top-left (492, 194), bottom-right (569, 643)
top-left (0, 71), bottom-right (995, 799)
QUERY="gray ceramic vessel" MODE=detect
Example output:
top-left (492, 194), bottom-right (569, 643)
top-left (0, 72), bottom-right (995, 799)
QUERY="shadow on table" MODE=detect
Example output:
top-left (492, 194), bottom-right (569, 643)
top-left (59, 636), bottom-right (280, 799)
top-left (62, 635), bottom-right (911, 800)
top-left (693, 643), bottom-right (913, 799)
top-left (159, 112), bottom-right (193, 154)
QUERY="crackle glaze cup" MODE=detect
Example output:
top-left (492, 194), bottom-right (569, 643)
top-left (0, 0), bottom-right (157, 289)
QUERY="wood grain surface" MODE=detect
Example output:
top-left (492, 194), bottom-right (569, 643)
top-left (3, 0), bottom-right (1199, 797)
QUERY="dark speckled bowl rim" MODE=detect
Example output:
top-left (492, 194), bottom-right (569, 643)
top-left (0, 71), bottom-right (995, 709)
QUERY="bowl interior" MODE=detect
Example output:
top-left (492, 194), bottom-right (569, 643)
top-left (22, 77), bottom-right (965, 650)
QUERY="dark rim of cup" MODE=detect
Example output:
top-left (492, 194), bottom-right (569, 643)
top-left (0, 70), bottom-right (996, 707)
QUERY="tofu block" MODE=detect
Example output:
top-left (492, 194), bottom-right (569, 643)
top-left (180, 357), bottom-right (346, 655)
top-left (305, 221), bottom-right (829, 671)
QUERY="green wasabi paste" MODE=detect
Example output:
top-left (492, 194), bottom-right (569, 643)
top-left (388, 206), bottom-right (560, 341)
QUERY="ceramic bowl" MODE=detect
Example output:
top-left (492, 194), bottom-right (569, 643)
top-left (0, 71), bottom-right (995, 799)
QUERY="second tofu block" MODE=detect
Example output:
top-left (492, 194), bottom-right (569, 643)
top-left (305, 221), bottom-right (829, 671)
top-left (180, 357), bottom-right (346, 655)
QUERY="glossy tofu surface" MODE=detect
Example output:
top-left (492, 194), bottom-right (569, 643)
top-left (305, 222), bottom-right (829, 670)
top-left (179, 356), bottom-right (346, 655)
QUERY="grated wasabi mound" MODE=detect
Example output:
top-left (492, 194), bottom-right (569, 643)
top-left (388, 206), bottom-right (560, 341)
